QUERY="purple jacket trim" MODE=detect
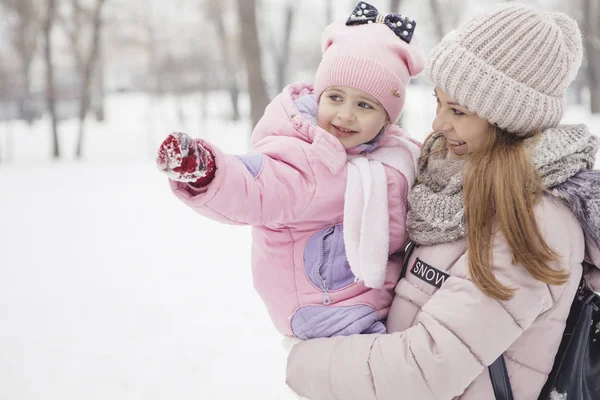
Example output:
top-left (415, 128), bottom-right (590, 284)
top-left (293, 94), bottom-right (318, 126)
top-left (234, 154), bottom-right (265, 178)
top-left (304, 225), bottom-right (356, 291)
top-left (290, 304), bottom-right (386, 339)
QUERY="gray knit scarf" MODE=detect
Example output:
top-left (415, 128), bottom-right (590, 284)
top-left (407, 124), bottom-right (600, 246)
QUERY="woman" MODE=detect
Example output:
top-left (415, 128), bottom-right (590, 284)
top-left (286, 3), bottom-right (600, 400)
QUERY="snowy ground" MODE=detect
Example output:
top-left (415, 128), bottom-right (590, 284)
top-left (1, 86), bottom-right (599, 399)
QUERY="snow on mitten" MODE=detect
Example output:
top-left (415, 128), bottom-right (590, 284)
top-left (156, 132), bottom-right (216, 186)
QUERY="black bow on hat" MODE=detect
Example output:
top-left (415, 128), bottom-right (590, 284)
top-left (345, 1), bottom-right (416, 44)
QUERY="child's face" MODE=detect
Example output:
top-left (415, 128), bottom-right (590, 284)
top-left (317, 86), bottom-right (388, 149)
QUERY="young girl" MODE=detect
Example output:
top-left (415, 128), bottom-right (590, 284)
top-left (286, 3), bottom-right (600, 399)
top-left (156, 1), bottom-right (425, 340)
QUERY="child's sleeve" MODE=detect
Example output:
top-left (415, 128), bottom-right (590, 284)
top-left (169, 137), bottom-right (317, 226)
top-left (385, 166), bottom-right (410, 251)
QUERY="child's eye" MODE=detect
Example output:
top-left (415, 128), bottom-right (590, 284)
top-left (452, 109), bottom-right (465, 116)
top-left (358, 102), bottom-right (373, 109)
top-left (328, 94), bottom-right (342, 102)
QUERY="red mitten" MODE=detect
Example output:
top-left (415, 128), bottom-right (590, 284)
top-left (156, 132), bottom-right (216, 186)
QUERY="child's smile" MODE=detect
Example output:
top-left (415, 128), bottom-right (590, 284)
top-left (331, 124), bottom-right (359, 137)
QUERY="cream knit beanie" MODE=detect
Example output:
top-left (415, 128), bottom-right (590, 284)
top-left (426, 3), bottom-right (583, 135)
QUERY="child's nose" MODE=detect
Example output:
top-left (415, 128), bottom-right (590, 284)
top-left (337, 105), bottom-right (355, 122)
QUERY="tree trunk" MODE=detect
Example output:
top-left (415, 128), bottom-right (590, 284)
top-left (18, 61), bottom-right (33, 123)
top-left (16, 24), bottom-right (36, 124)
top-left (589, 52), bottom-right (600, 113)
top-left (4, 121), bottom-right (13, 163)
top-left (210, 0), bottom-right (241, 121)
top-left (200, 73), bottom-right (208, 135)
top-left (95, 48), bottom-right (105, 121)
top-left (43, 0), bottom-right (59, 158)
top-left (583, 0), bottom-right (600, 113)
top-left (325, 0), bottom-right (333, 24)
top-left (4, 0), bottom-right (39, 124)
top-left (236, 0), bottom-right (269, 129)
top-left (75, 0), bottom-right (107, 159)
top-left (428, 0), bottom-right (445, 42)
top-left (390, 0), bottom-right (402, 12)
top-left (275, 0), bottom-right (296, 92)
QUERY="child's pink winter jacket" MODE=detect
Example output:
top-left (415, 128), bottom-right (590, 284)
top-left (168, 83), bottom-right (420, 338)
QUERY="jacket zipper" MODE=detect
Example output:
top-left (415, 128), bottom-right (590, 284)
top-left (316, 227), bottom-right (334, 305)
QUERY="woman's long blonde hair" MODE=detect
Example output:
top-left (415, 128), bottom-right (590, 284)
top-left (422, 127), bottom-right (569, 301)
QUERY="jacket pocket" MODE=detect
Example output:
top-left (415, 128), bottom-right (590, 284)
top-left (304, 225), bottom-right (356, 304)
top-left (290, 304), bottom-right (385, 339)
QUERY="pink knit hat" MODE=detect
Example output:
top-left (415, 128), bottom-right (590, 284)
top-left (314, 5), bottom-right (425, 123)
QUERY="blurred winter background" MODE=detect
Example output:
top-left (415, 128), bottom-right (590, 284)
top-left (0, 0), bottom-right (598, 399)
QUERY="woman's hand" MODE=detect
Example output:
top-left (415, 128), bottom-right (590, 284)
top-left (286, 335), bottom-right (379, 400)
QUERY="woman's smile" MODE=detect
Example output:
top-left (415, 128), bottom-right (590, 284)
top-left (445, 137), bottom-right (468, 154)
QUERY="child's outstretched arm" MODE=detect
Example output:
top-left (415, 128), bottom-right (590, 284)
top-left (156, 131), bottom-right (317, 226)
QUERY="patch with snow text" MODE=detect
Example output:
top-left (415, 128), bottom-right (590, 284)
top-left (410, 258), bottom-right (450, 289)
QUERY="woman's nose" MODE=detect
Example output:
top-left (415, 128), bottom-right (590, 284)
top-left (432, 114), bottom-right (451, 132)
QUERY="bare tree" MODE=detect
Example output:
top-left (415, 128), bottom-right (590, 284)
top-left (428, 0), bottom-right (446, 42)
top-left (60, 0), bottom-right (108, 158)
top-left (0, 0), bottom-right (40, 123)
top-left (583, 0), bottom-right (600, 113)
top-left (208, 0), bottom-right (240, 120)
top-left (272, 0), bottom-right (297, 92)
top-left (390, 0), bottom-right (403, 13)
top-left (43, 0), bottom-right (60, 158)
top-left (325, 0), bottom-right (333, 23)
top-left (237, 0), bottom-right (269, 129)
top-left (141, 8), bottom-right (161, 95)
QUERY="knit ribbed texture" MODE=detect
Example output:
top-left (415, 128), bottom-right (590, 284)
top-left (314, 20), bottom-right (425, 123)
top-left (314, 53), bottom-right (408, 121)
top-left (426, 3), bottom-right (583, 135)
top-left (406, 125), bottom-right (599, 245)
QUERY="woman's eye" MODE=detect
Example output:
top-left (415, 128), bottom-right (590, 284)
top-left (452, 109), bottom-right (465, 116)
top-left (358, 102), bottom-right (373, 109)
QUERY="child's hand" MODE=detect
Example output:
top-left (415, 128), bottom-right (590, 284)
top-left (156, 132), bottom-right (216, 186)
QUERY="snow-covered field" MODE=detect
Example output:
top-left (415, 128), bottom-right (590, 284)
top-left (1, 86), bottom-right (599, 399)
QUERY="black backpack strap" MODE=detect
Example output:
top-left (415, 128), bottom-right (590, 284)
top-left (402, 241), bottom-right (515, 399)
top-left (489, 355), bottom-right (514, 400)
top-left (399, 241), bottom-right (417, 281)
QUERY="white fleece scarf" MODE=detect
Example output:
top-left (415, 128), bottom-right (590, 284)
top-left (344, 137), bottom-right (420, 288)
top-left (291, 94), bottom-right (420, 288)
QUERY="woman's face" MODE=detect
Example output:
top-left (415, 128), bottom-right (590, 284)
top-left (432, 88), bottom-right (491, 158)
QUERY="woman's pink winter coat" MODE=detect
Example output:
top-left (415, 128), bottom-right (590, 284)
top-left (168, 83), bottom-right (420, 338)
top-left (286, 195), bottom-right (600, 399)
